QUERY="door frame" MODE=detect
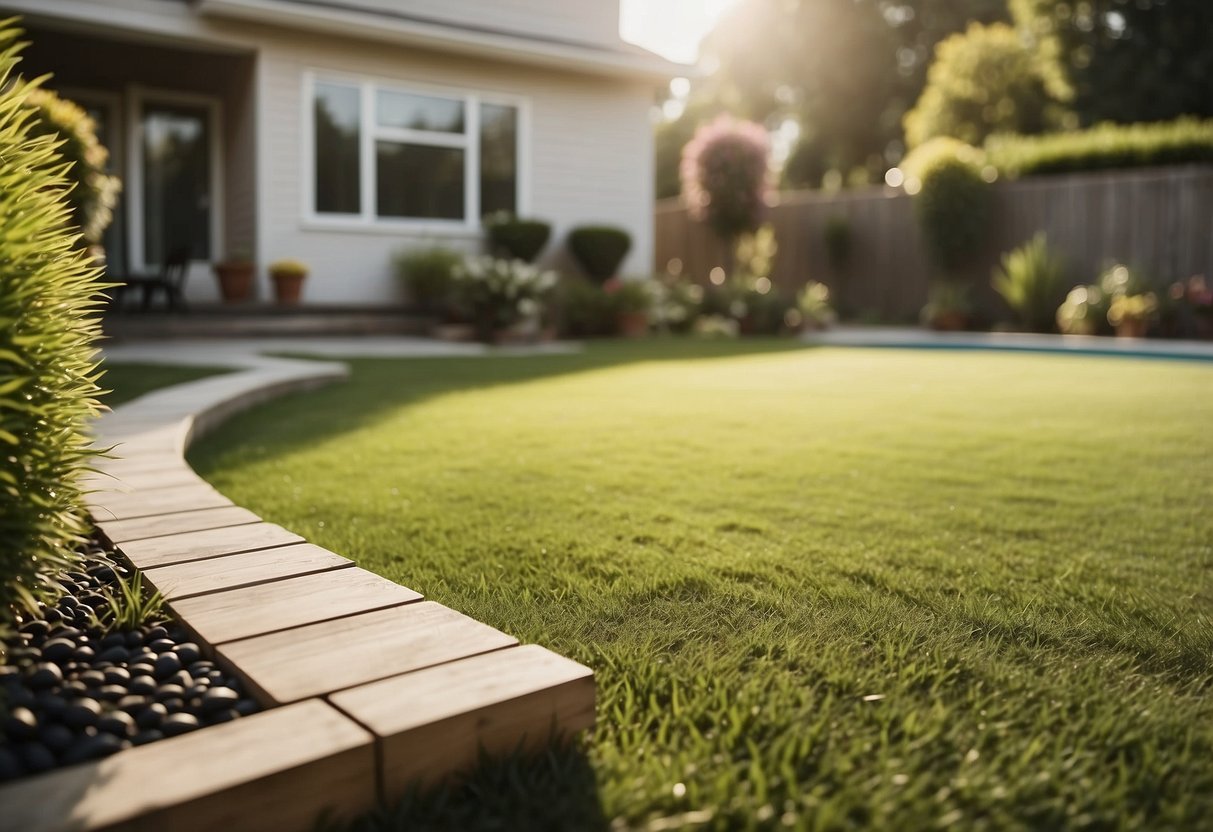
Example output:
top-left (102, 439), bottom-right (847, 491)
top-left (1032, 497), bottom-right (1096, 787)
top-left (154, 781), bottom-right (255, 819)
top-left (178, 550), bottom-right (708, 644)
top-left (125, 86), bottom-right (224, 272)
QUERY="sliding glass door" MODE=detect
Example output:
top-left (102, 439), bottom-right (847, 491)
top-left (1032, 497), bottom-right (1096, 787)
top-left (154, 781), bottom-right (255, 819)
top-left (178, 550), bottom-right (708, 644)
top-left (140, 101), bottom-right (212, 267)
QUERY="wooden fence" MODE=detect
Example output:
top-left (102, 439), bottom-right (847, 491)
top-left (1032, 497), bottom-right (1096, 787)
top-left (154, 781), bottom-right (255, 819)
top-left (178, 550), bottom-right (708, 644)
top-left (654, 165), bottom-right (1213, 322)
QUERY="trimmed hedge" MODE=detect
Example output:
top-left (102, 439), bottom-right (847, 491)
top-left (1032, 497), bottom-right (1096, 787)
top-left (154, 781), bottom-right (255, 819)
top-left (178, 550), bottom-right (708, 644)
top-left (909, 138), bottom-right (992, 273)
top-left (484, 214), bottom-right (551, 263)
top-left (985, 118), bottom-right (1213, 178)
top-left (567, 226), bottom-right (632, 283)
top-left (0, 23), bottom-right (108, 630)
top-left (395, 246), bottom-right (461, 314)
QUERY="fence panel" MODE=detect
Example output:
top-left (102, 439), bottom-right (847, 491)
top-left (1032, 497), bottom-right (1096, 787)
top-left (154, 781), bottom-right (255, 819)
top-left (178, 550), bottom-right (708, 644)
top-left (654, 165), bottom-right (1213, 322)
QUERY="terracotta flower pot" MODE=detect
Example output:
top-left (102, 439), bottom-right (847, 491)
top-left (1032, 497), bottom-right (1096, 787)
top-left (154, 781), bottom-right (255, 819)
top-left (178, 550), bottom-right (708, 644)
top-left (617, 311), bottom-right (649, 338)
top-left (271, 270), bottom-right (307, 304)
top-left (213, 262), bottom-right (255, 303)
top-left (929, 311), bottom-right (968, 332)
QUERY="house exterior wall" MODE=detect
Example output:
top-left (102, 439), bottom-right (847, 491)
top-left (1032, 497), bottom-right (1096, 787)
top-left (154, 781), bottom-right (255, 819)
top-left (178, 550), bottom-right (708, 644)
top-left (256, 25), bottom-right (656, 304)
top-left (6, 0), bottom-right (659, 306)
top-left (324, 0), bottom-right (623, 48)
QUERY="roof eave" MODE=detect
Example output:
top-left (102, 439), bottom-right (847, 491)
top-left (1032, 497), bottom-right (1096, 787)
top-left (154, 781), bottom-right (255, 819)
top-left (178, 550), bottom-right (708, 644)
top-left (195, 0), bottom-right (694, 81)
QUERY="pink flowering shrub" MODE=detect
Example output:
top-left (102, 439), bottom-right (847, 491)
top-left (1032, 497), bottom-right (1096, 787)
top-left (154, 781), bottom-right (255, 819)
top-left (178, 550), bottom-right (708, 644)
top-left (680, 116), bottom-right (770, 242)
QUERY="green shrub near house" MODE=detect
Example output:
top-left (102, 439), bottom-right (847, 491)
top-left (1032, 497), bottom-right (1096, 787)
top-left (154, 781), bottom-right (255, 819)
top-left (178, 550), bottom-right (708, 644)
top-left (567, 226), bottom-right (632, 284)
top-left (396, 246), bottom-right (462, 315)
top-left (992, 233), bottom-right (1069, 332)
top-left (484, 213), bottom-right (552, 263)
top-left (905, 138), bottom-right (992, 275)
top-left (0, 21), bottom-right (108, 630)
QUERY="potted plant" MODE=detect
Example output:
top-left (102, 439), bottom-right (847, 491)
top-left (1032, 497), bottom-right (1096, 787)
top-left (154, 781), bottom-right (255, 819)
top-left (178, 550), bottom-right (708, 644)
top-left (605, 278), bottom-right (652, 338)
top-left (451, 255), bottom-right (557, 344)
top-left (212, 250), bottom-right (255, 303)
top-left (268, 258), bottom-right (308, 304)
top-left (1107, 292), bottom-right (1157, 338)
top-left (796, 281), bottom-right (837, 331)
top-left (920, 281), bottom-right (972, 331)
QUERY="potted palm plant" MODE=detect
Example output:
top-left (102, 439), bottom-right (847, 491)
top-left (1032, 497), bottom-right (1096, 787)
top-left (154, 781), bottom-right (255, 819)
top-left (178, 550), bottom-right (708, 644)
top-left (269, 258), bottom-right (309, 304)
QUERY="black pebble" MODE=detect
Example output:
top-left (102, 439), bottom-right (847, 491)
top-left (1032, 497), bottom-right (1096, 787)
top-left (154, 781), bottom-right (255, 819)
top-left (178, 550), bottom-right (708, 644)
top-left (154, 684), bottom-right (185, 702)
top-left (18, 742), bottom-right (55, 773)
top-left (131, 729), bottom-right (163, 746)
top-left (134, 703), bottom-right (167, 730)
top-left (104, 667), bottom-right (130, 686)
top-left (117, 695), bottom-right (148, 713)
top-left (74, 645), bottom-right (95, 661)
top-left (129, 675), bottom-right (156, 695)
top-left (160, 713), bottom-right (199, 736)
top-left (174, 643), bottom-right (201, 665)
top-left (99, 632), bottom-right (125, 649)
top-left (152, 654), bottom-right (181, 680)
top-left (204, 708), bottom-right (239, 726)
top-left (145, 626), bottom-right (168, 642)
top-left (79, 669), bottom-right (106, 687)
top-left (169, 670), bottom-right (193, 690)
top-left (124, 631), bottom-right (143, 648)
top-left (199, 687), bottom-right (240, 714)
top-left (97, 711), bottom-right (136, 738)
top-left (20, 620), bottom-right (49, 639)
top-left (4, 707), bottom-right (38, 740)
top-left (97, 685), bottom-right (127, 703)
top-left (6, 687), bottom-right (35, 709)
top-left (148, 639), bottom-right (175, 654)
top-left (160, 698), bottom-right (185, 713)
top-left (35, 693), bottom-right (67, 719)
top-left (41, 638), bottom-right (76, 663)
top-left (234, 699), bottom-right (259, 717)
top-left (62, 698), bottom-right (102, 729)
top-left (63, 733), bottom-right (124, 765)
top-left (96, 646), bottom-right (129, 664)
top-left (27, 663), bottom-right (63, 690)
top-left (0, 747), bottom-right (22, 780)
top-left (40, 723), bottom-right (74, 754)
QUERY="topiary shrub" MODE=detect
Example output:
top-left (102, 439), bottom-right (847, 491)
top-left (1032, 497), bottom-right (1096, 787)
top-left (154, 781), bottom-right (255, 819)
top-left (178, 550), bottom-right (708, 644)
top-left (396, 246), bottom-right (462, 314)
top-left (0, 23), bottom-right (108, 632)
top-left (484, 213), bottom-right (552, 263)
top-left (907, 138), bottom-right (992, 274)
top-left (567, 226), bottom-right (632, 284)
top-left (23, 87), bottom-right (120, 245)
top-left (680, 115), bottom-right (770, 247)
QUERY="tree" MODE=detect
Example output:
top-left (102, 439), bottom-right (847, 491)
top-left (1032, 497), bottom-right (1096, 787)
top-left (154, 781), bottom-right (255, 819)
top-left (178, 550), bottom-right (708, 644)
top-left (903, 22), bottom-right (1071, 148)
top-left (1010, 0), bottom-right (1213, 126)
top-left (680, 115), bottom-right (770, 247)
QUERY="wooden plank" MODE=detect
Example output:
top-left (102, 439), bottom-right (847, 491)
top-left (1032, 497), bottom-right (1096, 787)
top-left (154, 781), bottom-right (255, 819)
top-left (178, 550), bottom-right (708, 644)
top-left (88, 484), bottom-right (233, 522)
top-left (98, 505), bottom-right (262, 544)
top-left (0, 699), bottom-right (375, 832)
top-left (170, 567), bottom-right (421, 644)
top-left (143, 542), bottom-right (354, 599)
top-left (217, 602), bottom-right (518, 706)
top-left (118, 522), bottom-right (305, 569)
top-left (330, 644), bottom-right (595, 797)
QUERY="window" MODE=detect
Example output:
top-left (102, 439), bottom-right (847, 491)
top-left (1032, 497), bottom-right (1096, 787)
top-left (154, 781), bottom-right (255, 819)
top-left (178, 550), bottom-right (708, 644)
top-left (309, 75), bottom-right (522, 225)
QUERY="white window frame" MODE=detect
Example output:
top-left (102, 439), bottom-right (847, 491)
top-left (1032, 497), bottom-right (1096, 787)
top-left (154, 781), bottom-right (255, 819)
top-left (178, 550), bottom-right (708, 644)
top-left (301, 70), bottom-right (530, 235)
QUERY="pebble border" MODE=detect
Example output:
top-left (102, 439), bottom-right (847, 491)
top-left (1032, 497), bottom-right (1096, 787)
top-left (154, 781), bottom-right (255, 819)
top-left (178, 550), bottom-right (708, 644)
top-left (0, 354), bottom-right (594, 832)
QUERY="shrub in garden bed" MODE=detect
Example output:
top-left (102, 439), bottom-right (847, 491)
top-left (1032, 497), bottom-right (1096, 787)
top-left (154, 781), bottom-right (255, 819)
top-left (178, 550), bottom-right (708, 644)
top-left (905, 137), bottom-right (992, 275)
top-left (992, 233), bottom-right (1069, 332)
top-left (484, 213), bottom-right (551, 263)
top-left (567, 226), bottom-right (632, 284)
top-left (396, 246), bottom-right (462, 316)
top-left (452, 256), bottom-right (557, 342)
top-left (0, 23), bottom-right (108, 638)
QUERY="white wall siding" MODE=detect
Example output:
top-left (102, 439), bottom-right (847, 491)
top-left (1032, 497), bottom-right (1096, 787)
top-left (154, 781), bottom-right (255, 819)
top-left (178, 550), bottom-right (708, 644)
top-left (257, 26), bottom-right (655, 304)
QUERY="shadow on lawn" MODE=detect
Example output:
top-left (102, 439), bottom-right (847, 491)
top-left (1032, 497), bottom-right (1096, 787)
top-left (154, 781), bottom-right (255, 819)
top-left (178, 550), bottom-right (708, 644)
top-left (189, 337), bottom-right (815, 474)
top-left (331, 743), bottom-right (608, 832)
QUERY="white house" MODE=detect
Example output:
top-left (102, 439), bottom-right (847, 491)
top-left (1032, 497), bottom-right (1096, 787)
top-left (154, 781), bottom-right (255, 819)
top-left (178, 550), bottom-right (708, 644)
top-left (3, 0), bottom-right (681, 304)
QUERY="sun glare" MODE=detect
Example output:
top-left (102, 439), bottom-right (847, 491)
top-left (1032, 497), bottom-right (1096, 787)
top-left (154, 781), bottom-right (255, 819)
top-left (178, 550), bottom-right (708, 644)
top-left (620, 0), bottom-right (741, 65)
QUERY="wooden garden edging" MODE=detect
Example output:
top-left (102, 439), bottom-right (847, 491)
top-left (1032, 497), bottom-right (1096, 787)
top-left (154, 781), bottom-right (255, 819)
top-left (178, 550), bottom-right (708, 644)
top-left (0, 355), bottom-right (594, 832)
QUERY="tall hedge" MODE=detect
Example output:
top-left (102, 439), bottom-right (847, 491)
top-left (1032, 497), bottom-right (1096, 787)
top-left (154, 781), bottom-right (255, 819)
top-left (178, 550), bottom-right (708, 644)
top-left (0, 20), bottom-right (108, 629)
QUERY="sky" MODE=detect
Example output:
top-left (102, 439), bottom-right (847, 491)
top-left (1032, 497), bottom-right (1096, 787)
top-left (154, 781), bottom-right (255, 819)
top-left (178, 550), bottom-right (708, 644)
top-left (619, 0), bottom-right (739, 65)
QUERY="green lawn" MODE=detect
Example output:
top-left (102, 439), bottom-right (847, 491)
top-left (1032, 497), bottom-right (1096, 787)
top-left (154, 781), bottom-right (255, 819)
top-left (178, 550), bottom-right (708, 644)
top-left (188, 341), bottom-right (1213, 831)
top-left (102, 362), bottom-right (233, 407)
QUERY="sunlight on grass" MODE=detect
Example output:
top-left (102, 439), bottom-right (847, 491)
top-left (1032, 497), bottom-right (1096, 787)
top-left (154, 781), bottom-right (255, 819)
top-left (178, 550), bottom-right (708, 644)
top-left (191, 342), bottom-right (1213, 830)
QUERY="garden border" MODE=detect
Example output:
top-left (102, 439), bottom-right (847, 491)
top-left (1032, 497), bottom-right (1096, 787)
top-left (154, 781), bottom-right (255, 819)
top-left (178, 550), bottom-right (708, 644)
top-left (0, 351), bottom-right (594, 832)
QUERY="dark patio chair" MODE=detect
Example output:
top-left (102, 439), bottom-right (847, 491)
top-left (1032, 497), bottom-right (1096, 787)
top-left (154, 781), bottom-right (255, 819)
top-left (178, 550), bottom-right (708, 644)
top-left (112, 246), bottom-right (192, 312)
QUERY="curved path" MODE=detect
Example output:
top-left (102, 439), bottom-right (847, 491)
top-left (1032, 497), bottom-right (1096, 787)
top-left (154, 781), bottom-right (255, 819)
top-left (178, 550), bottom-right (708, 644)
top-left (0, 337), bottom-right (590, 832)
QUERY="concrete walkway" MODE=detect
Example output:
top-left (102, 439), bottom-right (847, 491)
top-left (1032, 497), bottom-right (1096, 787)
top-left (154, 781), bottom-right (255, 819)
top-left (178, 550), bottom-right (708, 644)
top-left (101, 335), bottom-right (580, 370)
top-left (802, 326), bottom-right (1213, 362)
